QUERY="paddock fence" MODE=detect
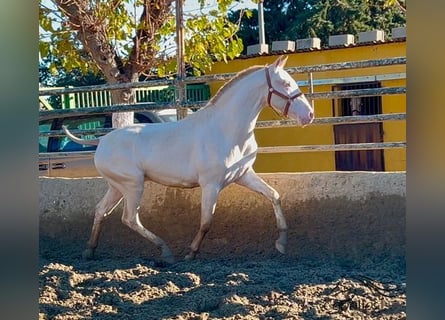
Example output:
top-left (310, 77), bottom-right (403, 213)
top-left (39, 56), bottom-right (406, 156)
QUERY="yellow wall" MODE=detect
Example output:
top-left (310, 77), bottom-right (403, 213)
top-left (207, 41), bottom-right (406, 172)
top-left (382, 78), bottom-right (406, 171)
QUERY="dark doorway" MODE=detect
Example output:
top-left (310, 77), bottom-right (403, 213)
top-left (333, 82), bottom-right (384, 171)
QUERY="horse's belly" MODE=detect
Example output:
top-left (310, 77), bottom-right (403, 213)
top-left (140, 155), bottom-right (200, 188)
top-left (143, 170), bottom-right (200, 188)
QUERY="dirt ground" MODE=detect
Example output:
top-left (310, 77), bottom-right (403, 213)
top-left (39, 239), bottom-right (405, 320)
top-left (39, 175), bottom-right (405, 319)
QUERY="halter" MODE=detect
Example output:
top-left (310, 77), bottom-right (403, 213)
top-left (265, 66), bottom-right (304, 118)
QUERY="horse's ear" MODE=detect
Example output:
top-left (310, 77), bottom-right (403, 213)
top-left (273, 55), bottom-right (288, 69)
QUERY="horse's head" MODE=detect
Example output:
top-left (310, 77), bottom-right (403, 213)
top-left (265, 56), bottom-right (314, 126)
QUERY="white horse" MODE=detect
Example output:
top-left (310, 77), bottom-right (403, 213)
top-left (63, 56), bottom-right (314, 263)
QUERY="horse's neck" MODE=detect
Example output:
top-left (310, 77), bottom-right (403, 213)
top-left (207, 69), bottom-right (266, 135)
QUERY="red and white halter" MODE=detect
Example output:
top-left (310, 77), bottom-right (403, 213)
top-left (265, 66), bottom-right (304, 118)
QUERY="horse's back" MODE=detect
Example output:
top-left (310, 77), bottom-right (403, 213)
top-left (94, 122), bottom-right (202, 186)
top-left (93, 111), bottom-right (257, 188)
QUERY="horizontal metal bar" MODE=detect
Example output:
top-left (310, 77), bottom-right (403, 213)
top-left (307, 87), bottom-right (405, 99)
top-left (39, 113), bottom-right (406, 138)
top-left (39, 101), bottom-right (207, 121)
top-left (39, 142), bottom-right (406, 158)
top-left (39, 79), bottom-right (175, 96)
top-left (39, 151), bottom-right (95, 160)
top-left (257, 142), bottom-right (406, 153)
top-left (39, 86), bottom-right (404, 120)
top-left (39, 128), bottom-right (111, 138)
top-left (286, 57), bottom-right (406, 74)
top-left (256, 113), bottom-right (406, 128)
top-left (39, 57), bottom-right (406, 96)
top-left (177, 57), bottom-right (407, 84)
top-left (297, 73), bottom-right (406, 87)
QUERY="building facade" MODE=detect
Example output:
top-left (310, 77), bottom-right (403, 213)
top-left (207, 40), bottom-right (406, 173)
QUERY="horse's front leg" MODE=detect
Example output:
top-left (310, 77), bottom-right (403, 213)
top-left (185, 184), bottom-right (220, 261)
top-left (120, 180), bottom-right (175, 264)
top-left (236, 169), bottom-right (288, 254)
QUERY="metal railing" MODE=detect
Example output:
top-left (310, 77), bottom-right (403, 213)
top-left (39, 56), bottom-right (406, 154)
top-left (40, 84), bottom-right (210, 110)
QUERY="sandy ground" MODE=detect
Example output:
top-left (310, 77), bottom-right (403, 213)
top-left (39, 239), bottom-right (405, 320)
top-left (39, 175), bottom-right (405, 319)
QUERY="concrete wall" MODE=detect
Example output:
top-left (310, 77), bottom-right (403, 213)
top-left (40, 172), bottom-right (405, 262)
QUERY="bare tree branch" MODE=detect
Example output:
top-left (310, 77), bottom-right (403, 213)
top-left (128, 0), bottom-right (174, 75)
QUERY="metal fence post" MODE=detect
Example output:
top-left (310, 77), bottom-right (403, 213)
top-left (175, 0), bottom-right (188, 120)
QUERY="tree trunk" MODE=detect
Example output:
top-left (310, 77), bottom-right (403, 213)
top-left (87, 47), bottom-right (139, 128)
top-left (55, 0), bottom-right (138, 128)
top-left (110, 90), bottom-right (135, 128)
top-left (107, 73), bottom-right (139, 128)
top-left (54, 0), bottom-right (175, 127)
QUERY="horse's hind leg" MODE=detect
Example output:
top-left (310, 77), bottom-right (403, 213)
top-left (185, 184), bottom-right (220, 261)
top-left (236, 169), bottom-right (288, 254)
top-left (83, 185), bottom-right (123, 260)
top-left (120, 181), bottom-right (175, 264)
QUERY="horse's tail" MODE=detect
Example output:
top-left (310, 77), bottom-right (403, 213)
top-left (62, 125), bottom-right (100, 146)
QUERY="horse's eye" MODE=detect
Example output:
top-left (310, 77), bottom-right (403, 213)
top-left (283, 81), bottom-right (291, 88)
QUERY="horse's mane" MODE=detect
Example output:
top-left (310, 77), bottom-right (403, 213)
top-left (204, 65), bottom-right (264, 108)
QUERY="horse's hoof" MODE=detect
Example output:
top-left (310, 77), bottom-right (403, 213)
top-left (275, 240), bottom-right (286, 254)
top-left (160, 246), bottom-right (175, 265)
top-left (184, 252), bottom-right (196, 261)
top-left (161, 254), bottom-right (175, 265)
top-left (153, 258), bottom-right (174, 268)
top-left (82, 248), bottom-right (95, 260)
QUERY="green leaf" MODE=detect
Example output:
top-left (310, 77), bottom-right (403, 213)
top-left (49, 63), bottom-right (59, 76)
top-left (40, 0), bottom-right (246, 83)
top-left (39, 42), bottom-right (50, 58)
